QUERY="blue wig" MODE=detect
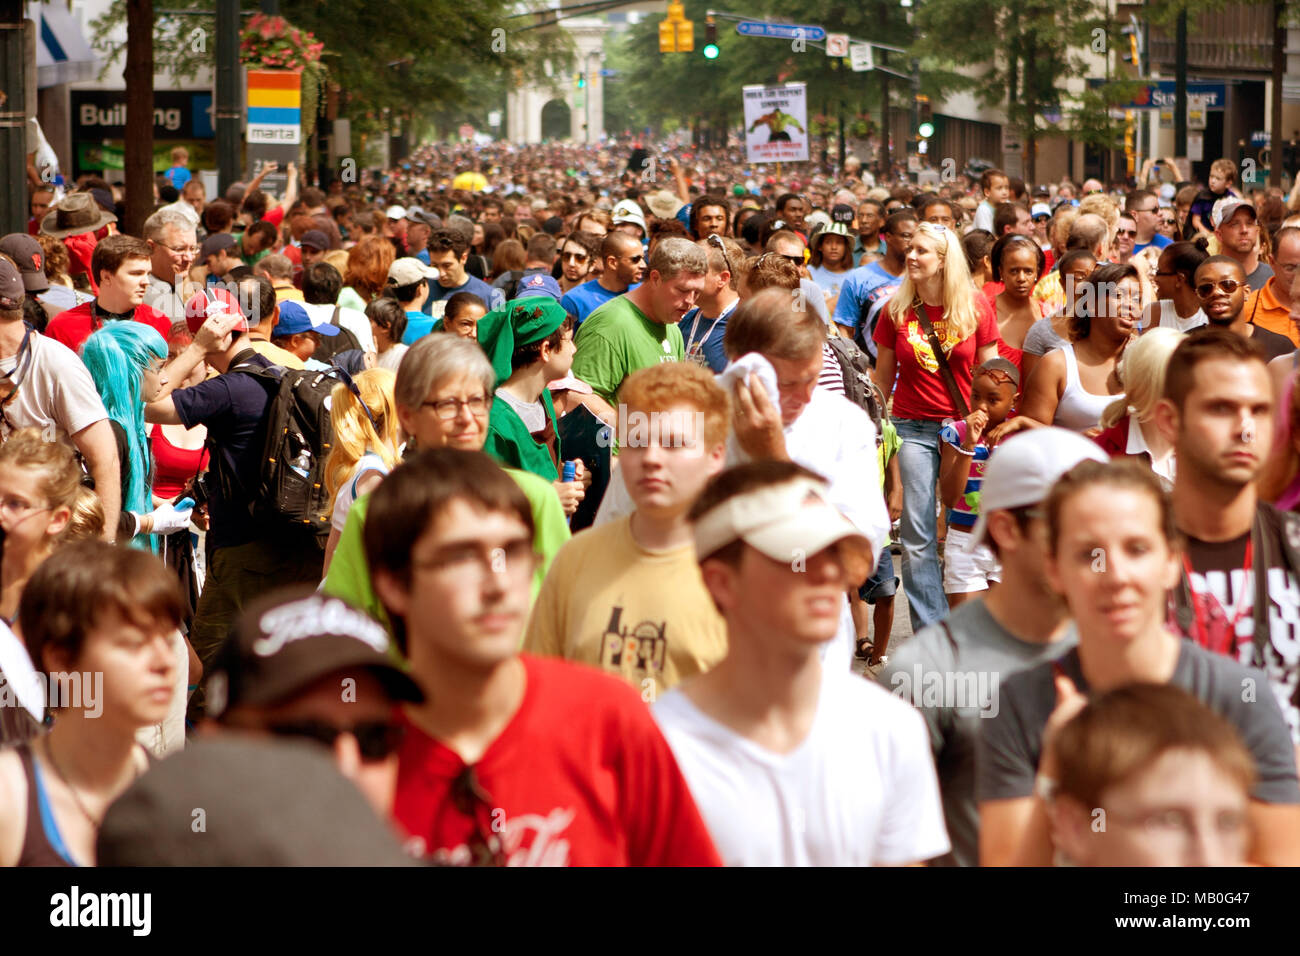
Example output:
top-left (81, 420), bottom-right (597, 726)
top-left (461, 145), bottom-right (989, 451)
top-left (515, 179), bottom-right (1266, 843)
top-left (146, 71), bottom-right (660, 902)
top-left (81, 322), bottom-right (169, 549)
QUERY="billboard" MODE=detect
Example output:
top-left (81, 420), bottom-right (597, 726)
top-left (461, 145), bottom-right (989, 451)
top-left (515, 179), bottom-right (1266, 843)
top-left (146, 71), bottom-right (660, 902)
top-left (742, 83), bottom-right (808, 163)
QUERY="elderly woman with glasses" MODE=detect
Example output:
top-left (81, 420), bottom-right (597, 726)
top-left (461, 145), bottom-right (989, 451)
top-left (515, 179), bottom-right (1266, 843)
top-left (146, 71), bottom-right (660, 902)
top-left (870, 222), bottom-right (1002, 632)
top-left (322, 334), bottom-right (571, 625)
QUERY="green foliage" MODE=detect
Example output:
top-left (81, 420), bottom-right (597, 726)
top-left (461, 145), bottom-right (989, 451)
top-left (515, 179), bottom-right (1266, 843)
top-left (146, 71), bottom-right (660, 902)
top-left (606, 0), bottom-right (914, 137)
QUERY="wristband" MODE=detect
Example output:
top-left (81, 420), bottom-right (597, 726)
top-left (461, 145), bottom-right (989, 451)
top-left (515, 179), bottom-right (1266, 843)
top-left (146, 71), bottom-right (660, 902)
top-left (949, 443), bottom-right (977, 457)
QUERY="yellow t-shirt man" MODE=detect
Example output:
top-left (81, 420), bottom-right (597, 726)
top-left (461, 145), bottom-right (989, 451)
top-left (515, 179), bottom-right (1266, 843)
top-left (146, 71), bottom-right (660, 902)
top-left (524, 516), bottom-right (727, 701)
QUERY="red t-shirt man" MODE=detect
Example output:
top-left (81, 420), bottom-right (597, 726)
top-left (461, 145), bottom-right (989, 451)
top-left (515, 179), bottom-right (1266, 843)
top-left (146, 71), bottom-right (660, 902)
top-left (45, 300), bottom-right (172, 354)
top-left (393, 654), bottom-right (722, 867)
top-left (873, 295), bottom-right (1001, 421)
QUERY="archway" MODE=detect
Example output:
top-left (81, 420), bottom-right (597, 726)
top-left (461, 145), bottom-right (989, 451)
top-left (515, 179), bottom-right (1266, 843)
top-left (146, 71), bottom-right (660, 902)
top-left (540, 99), bottom-right (571, 142)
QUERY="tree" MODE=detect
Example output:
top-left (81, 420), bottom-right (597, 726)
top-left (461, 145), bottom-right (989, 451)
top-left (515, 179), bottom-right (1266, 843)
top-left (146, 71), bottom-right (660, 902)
top-left (912, 0), bottom-right (1111, 183)
top-left (123, 0), bottom-right (153, 236)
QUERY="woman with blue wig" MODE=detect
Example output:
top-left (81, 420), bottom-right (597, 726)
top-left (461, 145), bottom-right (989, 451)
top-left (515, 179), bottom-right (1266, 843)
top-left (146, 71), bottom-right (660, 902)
top-left (81, 322), bottom-right (195, 548)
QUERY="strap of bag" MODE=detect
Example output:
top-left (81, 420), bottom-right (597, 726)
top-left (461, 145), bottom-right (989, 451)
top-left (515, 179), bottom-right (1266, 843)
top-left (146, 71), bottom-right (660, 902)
top-left (331, 305), bottom-right (342, 328)
top-left (913, 300), bottom-right (969, 419)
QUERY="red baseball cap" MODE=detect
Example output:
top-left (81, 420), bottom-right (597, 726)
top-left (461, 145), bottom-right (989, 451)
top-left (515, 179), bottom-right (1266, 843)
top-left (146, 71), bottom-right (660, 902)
top-left (185, 286), bottom-right (248, 336)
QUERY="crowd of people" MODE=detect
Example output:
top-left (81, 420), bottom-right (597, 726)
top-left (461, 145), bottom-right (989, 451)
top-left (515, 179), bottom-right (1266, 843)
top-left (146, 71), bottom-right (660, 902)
top-left (2, 134), bottom-right (1300, 868)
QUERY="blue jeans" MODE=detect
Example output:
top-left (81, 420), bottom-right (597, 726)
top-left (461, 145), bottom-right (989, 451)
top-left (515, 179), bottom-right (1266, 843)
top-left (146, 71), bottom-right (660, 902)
top-left (894, 418), bottom-right (947, 631)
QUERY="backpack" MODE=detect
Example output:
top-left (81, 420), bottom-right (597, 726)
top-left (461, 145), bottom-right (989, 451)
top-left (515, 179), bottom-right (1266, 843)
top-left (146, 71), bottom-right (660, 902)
top-left (231, 354), bottom-right (340, 536)
top-left (825, 335), bottom-right (889, 448)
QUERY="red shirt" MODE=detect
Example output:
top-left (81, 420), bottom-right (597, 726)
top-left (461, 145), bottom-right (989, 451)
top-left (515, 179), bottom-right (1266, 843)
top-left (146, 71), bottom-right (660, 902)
top-left (393, 654), bottom-right (722, 867)
top-left (45, 301), bottom-right (173, 354)
top-left (873, 296), bottom-right (1001, 421)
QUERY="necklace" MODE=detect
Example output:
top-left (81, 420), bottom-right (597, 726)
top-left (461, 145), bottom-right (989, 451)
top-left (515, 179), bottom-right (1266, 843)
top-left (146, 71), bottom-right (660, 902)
top-left (44, 738), bottom-right (141, 830)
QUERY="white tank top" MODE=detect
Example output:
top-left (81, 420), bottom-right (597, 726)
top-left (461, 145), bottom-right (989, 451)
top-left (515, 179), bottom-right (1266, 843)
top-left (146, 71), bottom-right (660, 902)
top-left (1054, 343), bottom-right (1122, 432)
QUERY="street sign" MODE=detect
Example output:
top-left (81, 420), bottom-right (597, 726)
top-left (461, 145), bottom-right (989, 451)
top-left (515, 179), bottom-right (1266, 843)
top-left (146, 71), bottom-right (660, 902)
top-left (1001, 125), bottom-right (1023, 154)
top-left (826, 33), bottom-right (849, 57)
top-left (736, 21), bottom-right (826, 41)
top-left (1187, 132), bottom-right (1204, 162)
top-left (849, 42), bottom-right (873, 72)
top-left (488, 110), bottom-right (501, 128)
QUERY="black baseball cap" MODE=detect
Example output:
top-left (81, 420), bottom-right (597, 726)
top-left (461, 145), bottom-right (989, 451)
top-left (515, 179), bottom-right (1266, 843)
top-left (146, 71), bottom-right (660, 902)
top-left (207, 588), bottom-right (424, 720)
top-left (0, 234), bottom-right (49, 293)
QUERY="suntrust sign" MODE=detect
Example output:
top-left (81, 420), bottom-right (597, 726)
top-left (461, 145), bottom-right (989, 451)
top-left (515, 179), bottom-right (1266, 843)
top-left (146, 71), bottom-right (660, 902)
top-left (1087, 79), bottom-right (1228, 111)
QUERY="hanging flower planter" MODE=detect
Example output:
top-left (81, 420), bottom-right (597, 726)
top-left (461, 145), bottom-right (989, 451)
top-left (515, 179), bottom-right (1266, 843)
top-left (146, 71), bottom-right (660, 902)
top-left (240, 13), bottom-right (328, 141)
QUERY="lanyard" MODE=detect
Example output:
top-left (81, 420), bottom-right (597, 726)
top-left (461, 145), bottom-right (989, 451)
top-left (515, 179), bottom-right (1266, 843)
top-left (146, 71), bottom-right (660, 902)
top-left (1183, 539), bottom-right (1253, 654)
top-left (685, 299), bottom-right (736, 362)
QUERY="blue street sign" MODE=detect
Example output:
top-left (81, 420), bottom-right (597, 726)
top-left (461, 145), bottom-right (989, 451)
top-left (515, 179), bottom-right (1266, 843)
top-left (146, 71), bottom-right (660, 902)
top-left (736, 21), bottom-right (826, 41)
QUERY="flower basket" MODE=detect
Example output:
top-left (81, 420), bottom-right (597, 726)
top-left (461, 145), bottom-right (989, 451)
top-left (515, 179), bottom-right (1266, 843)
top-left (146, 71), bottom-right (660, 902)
top-left (240, 13), bottom-right (327, 141)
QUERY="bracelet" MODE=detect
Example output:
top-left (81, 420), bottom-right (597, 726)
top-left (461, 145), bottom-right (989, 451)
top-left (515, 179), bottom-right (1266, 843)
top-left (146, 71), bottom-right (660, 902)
top-left (949, 444), bottom-right (977, 457)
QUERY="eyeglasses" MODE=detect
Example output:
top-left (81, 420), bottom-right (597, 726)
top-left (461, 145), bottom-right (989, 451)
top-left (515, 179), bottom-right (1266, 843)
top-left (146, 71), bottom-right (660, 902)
top-left (152, 240), bottom-right (201, 257)
top-left (1196, 278), bottom-right (1244, 298)
top-left (1131, 206), bottom-right (1159, 215)
top-left (1115, 228), bottom-right (1138, 238)
top-left (421, 394), bottom-right (492, 420)
top-left (0, 496), bottom-right (50, 523)
top-left (267, 719), bottom-right (405, 761)
top-left (412, 538), bottom-right (536, 581)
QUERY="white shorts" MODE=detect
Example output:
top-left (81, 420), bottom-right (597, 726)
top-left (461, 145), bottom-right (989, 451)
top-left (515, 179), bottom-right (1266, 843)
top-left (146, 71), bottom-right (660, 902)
top-left (943, 527), bottom-right (1002, 595)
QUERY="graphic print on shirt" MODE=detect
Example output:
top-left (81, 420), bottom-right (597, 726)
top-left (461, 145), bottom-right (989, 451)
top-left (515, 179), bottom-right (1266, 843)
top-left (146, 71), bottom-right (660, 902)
top-left (905, 316), bottom-right (953, 373)
top-left (407, 806), bottom-right (577, 867)
top-left (1178, 549), bottom-right (1300, 742)
top-left (601, 605), bottom-right (668, 679)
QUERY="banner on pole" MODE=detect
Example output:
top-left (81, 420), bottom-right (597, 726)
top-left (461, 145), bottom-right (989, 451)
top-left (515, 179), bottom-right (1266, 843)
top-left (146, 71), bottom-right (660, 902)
top-left (742, 83), bottom-right (809, 163)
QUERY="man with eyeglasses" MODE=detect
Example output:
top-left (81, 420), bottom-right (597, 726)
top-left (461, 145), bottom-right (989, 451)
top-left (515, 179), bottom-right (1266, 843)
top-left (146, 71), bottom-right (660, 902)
top-left (205, 589), bottom-right (425, 816)
top-left (560, 232), bottom-right (644, 325)
top-left (1192, 256), bottom-right (1292, 361)
top-left (1125, 188), bottom-right (1172, 255)
top-left (364, 448), bottom-right (721, 866)
top-left (763, 229), bottom-right (833, 330)
top-left (142, 208), bottom-right (201, 324)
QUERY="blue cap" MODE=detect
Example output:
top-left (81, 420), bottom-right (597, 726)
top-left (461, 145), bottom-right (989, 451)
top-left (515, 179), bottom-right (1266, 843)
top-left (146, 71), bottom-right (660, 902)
top-left (274, 300), bottom-right (339, 338)
top-left (514, 272), bottom-right (562, 302)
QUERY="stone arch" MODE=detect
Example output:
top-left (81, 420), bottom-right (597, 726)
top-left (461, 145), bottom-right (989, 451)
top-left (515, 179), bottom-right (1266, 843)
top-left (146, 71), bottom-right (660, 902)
top-left (540, 99), bottom-right (571, 142)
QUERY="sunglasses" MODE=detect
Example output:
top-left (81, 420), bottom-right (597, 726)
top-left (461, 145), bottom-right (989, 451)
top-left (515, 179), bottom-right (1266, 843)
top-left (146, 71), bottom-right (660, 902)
top-left (267, 719), bottom-right (405, 761)
top-left (1116, 228), bottom-right (1137, 238)
top-left (706, 234), bottom-right (733, 275)
top-left (1195, 278), bottom-right (1244, 298)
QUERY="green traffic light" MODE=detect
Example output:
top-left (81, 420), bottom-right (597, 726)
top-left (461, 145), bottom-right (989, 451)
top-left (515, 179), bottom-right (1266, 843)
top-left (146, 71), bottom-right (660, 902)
top-left (918, 122), bottom-right (934, 139)
top-left (703, 43), bottom-right (719, 59)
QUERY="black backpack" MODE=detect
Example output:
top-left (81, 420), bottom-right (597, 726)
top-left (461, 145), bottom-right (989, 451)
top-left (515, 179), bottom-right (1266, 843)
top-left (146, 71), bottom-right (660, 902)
top-left (825, 335), bottom-right (889, 449)
top-left (231, 354), bottom-right (340, 536)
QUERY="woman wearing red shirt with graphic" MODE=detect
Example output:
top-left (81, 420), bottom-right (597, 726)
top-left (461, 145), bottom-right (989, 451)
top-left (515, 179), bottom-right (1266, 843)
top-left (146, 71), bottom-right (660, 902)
top-left (872, 222), bottom-right (1001, 632)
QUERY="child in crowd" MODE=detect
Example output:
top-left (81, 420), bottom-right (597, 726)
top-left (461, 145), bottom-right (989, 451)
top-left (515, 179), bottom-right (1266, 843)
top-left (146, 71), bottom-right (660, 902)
top-left (1186, 158), bottom-right (1238, 239)
top-left (939, 358), bottom-right (1020, 608)
top-left (856, 415), bottom-right (901, 666)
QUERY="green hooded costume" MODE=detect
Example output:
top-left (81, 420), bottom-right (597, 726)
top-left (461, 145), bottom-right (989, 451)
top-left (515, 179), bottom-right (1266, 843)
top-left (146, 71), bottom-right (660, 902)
top-left (479, 297), bottom-right (567, 482)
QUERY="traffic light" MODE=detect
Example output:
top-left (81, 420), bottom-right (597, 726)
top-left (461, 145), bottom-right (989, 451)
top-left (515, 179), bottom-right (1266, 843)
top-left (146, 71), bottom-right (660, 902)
top-left (1121, 16), bottom-right (1143, 68)
top-left (917, 95), bottom-right (933, 141)
top-left (703, 16), bottom-right (719, 59)
top-left (577, 72), bottom-right (586, 89)
top-left (660, 0), bottom-right (692, 53)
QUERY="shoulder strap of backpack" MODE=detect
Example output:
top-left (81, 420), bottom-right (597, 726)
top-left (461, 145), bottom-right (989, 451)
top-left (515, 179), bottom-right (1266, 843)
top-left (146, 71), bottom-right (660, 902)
top-left (331, 305), bottom-right (341, 328)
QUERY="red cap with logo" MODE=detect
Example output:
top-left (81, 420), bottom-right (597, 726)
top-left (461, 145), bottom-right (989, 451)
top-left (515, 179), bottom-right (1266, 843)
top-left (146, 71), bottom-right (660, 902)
top-left (185, 287), bottom-right (248, 336)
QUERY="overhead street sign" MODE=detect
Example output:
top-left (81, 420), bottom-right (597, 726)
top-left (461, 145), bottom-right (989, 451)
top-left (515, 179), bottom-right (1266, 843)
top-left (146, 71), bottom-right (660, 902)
top-left (736, 21), bottom-right (826, 42)
top-left (826, 33), bottom-right (849, 57)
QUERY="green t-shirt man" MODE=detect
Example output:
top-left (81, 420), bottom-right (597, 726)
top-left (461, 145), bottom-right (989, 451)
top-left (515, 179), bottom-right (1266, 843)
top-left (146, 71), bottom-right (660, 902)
top-left (571, 296), bottom-right (684, 405)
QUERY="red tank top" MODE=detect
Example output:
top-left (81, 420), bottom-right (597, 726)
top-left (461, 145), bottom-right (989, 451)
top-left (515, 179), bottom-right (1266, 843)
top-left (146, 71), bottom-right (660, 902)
top-left (150, 423), bottom-right (209, 500)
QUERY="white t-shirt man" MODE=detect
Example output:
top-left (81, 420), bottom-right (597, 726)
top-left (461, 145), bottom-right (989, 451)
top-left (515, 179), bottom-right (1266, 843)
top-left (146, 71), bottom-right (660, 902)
top-left (301, 301), bottom-right (376, 353)
top-left (0, 331), bottom-right (108, 442)
top-left (654, 671), bottom-right (950, 866)
top-left (1142, 298), bottom-right (1207, 333)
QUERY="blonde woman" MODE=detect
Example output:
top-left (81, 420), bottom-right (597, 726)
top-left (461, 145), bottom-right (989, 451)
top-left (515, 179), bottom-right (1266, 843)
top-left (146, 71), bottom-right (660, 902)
top-left (870, 222), bottom-right (1001, 631)
top-left (322, 367), bottom-right (401, 573)
top-left (1093, 327), bottom-right (1185, 483)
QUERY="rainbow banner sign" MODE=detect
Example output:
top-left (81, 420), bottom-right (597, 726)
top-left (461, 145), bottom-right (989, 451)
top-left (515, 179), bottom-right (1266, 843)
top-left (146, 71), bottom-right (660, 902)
top-left (247, 70), bottom-right (301, 145)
